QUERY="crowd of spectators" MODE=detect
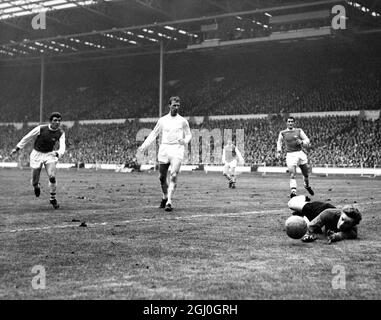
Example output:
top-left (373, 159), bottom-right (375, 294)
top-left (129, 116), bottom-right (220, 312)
top-left (1, 115), bottom-right (380, 168)
top-left (62, 121), bottom-right (141, 165)
top-left (1, 40), bottom-right (380, 168)
top-left (193, 115), bottom-right (381, 168)
top-left (0, 41), bottom-right (380, 122)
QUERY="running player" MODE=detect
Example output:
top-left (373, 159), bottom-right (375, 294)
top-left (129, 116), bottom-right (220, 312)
top-left (138, 96), bottom-right (192, 212)
top-left (222, 140), bottom-right (244, 189)
top-left (276, 116), bottom-right (314, 198)
top-left (10, 112), bottom-right (66, 209)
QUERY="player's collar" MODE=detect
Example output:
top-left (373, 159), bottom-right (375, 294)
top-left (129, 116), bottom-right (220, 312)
top-left (168, 112), bottom-right (179, 118)
top-left (48, 124), bottom-right (60, 131)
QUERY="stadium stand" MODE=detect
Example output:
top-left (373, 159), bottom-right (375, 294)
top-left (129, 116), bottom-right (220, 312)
top-left (1, 40), bottom-right (380, 168)
top-left (1, 115), bottom-right (380, 167)
top-left (0, 42), bottom-right (380, 121)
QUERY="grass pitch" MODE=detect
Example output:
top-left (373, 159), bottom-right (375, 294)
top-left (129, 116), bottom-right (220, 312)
top-left (1, 169), bottom-right (380, 300)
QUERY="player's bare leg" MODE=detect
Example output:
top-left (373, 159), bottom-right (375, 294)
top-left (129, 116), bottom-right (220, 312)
top-left (288, 165), bottom-right (297, 198)
top-left (45, 162), bottom-right (59, 209)
top-left (31, 167), bottom-right (42, 197)
top-left (299, 163), bottom-right (314, 196)
top-left (165, 159), bottom-right (181, 212)
top-left (230, 167), bottom-right (236, 189)
top-left (223, 165), bottom-right (233, 188)
top-left (158, 163), bottom-right (170, 208)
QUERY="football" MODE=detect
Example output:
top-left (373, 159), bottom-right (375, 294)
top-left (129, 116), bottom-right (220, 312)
top-left (285, 216), bottom-right (307, 239)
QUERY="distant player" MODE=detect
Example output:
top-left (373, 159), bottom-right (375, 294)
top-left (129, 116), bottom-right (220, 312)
top-left (10, 112), bottom-right (65, 209)
top-left (222, 140), bottom-right (244, 189)
top-left (138, 96), bottom-right (192, 212)
top-left (276, 116), bottom-right (314, 198)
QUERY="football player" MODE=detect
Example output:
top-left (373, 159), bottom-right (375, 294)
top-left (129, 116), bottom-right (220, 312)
top-left (222, 140), bottom-right (244, 189)
top-left (276, 116), bottom-right (314, 198)
top-left (138, 96), bottom-right (192, 212)
top-left (10, 112), bottom-right (66, 209)
top-left (288, 195), bottom-right (335, 221)
top-left (288, 196), bottom-right (362, 244)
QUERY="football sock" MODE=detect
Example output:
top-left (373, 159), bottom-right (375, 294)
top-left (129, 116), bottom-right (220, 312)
top-left (161, 183), bottom-right (168, 197)
top-left (31, 169), bottom-right (41, 187)
top-left (223, 173), bottom-right (232, 181)
top-left (49, 181), bottom-right (56, 200)
top-left (167, 181), bottom-right (176, 204)
top-left (303, 176), bottom-right (310, 188)
top-left (290, 178), bottom-right (297, 192)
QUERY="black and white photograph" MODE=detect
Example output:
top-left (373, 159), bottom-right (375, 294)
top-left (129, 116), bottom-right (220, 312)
top-left (0, 0), bottom-right (380, 309)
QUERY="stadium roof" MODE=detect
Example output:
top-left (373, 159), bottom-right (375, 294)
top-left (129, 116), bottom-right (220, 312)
top-left (0, 1), bottom-right (114, 20)
top-left (0, 0), bottom-right (380, 64)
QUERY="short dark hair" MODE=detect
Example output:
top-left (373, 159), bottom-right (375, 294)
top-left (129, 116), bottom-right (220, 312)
top-left (49, 112), bottom-right (62, 121)
top-left (287, 116), bottom-right (295, 122)
top-left (342, 205), bottom-right (362, 225)
top-left (168, 96), bottom-right (180, 105)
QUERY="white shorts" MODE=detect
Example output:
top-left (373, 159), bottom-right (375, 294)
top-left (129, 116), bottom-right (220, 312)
top-left (286, 151), bottom-right (308, 168)
top-left (158, 144), bottom-right (185, 164)
top-left (224, 159), bottom-right (237, 170)
top-left (30, 149), bottom-right (58, 169)
top-left (288, 195), bottom-right (308, 212)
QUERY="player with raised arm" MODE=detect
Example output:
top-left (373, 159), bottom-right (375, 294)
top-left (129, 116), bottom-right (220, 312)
top-left (9, 112), bottom-right (66, 209)
top-left (222, 140), bottom-right (244, 189)
top-left (276, 116), bottom-right (314, 198)
top-left (138, 96), bottom-right (192, 212)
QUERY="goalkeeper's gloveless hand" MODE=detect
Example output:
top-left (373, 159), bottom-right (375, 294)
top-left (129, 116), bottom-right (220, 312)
top-left (326, 230), bottom-right (336, 244)
top-left (301, 234), bottom-right (316, 243)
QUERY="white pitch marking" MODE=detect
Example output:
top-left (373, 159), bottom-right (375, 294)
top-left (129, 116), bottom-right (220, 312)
top-left (0, 209), bottom-right (283, 234)
top-left (2, 200), bottom-right (381, 234)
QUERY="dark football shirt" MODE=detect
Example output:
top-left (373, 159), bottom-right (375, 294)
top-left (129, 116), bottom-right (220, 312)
top-left (302, 202), bottom-right (336, 221)
top-left (34, 125), bottom-right (64, 153)
top-left (308, 208), bottom-right (358, 240)
top-left (280, 128), bottom-right (303, 152)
